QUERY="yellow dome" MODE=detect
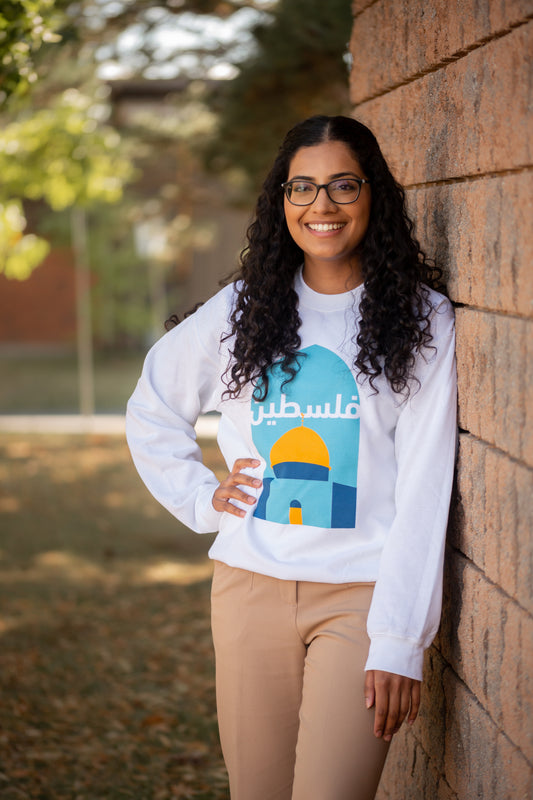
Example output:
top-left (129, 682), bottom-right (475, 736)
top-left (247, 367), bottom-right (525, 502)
top-left (270, 425), bottom-right (330, 469)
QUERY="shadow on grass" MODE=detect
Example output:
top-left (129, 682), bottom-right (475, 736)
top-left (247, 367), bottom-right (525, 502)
top-left (0, 434), bottom-right (229, 800)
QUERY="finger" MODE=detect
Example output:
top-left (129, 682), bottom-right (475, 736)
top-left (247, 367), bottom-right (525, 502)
top-left (216, 484), bottom-right (259, 505)
top-left (218, 473), bottom-right (262, 502)
top-left (228, 472), bottom-right (263, 490)
top-left (364, 670), bottom-right (375, 710)
top-left (394, 686), bottom-right (411, 733)
top-left (230, 458), bottom-right (261, 475)
top-left (212, 490), bottom-right (254, 516)
top-left (408, 681), bottom-right (421, 724)
top-left (372, 678), bottom-right (389, 739)
top-left (372, 671), bottom-right (405, 741)
top-left (374, 698), bottom-right (388, 739)
top-left (382, 690), bottom-right (401, 742)
top-left (387, 685), bottom-right (411, 737)
top-left (212, 498), bottom-right (247, 517)
top-left (212, 473), bottom-right (263, 515)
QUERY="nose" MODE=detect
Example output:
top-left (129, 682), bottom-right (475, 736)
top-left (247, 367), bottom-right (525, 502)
top-left (312, 185), bottom-right (337, 210)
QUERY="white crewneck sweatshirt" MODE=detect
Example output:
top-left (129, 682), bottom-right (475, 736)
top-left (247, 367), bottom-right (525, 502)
top-left (126, 270), bottom-right (457, 680)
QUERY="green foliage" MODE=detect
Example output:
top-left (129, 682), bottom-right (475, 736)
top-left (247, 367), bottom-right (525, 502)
top-left (0, 0), bottom-right (64, 103)
top-left (0, 88), bottom-right (135, 209)
top-left (208, 0), bottom-right (353, 191)
top-left (0, 88), bottom-right (135, 279)
top-left (0, 199), bottom-right (51, 279)
top-left (0, 0), bottom-right (353, 340)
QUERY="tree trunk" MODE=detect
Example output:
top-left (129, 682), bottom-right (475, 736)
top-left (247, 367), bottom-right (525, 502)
top-left (71, 206), bottom-right (95, 416)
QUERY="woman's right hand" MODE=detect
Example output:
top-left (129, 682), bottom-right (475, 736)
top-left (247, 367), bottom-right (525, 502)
top-left (212, 458), bottom-right (262, 517)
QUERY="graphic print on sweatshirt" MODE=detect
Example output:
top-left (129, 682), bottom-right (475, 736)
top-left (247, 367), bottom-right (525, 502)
top-left (251, 345), bottom-right (360, 528)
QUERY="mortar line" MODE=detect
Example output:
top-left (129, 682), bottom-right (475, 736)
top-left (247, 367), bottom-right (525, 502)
top-left (447, 540), bottom-right (533, 619)
top-left (452, 302), bottom-right (533, 323)
top-left (399, 724), bottom-right (459, 799)
top-left (434, 643), bottom-right (533, 770)
top-left (352, 0), bottom-right (380, 19)
top-left (352, 14), bottom-right (533, 105)
top-left (404, 165), bottom-right (533, 190)
top-left (421, 648), bottom-right (533, 772)
top-left (455, 430), bottom-right (533, 473)
top-left (405, 721), bottom-right (459, 798)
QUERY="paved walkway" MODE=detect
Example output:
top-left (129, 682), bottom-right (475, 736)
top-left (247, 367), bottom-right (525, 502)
top-left (0, 414), bottom-right (220, 438)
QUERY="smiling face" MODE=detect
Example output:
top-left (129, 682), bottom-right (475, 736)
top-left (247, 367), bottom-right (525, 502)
top-left (283, 139), bottom-right (371, 293)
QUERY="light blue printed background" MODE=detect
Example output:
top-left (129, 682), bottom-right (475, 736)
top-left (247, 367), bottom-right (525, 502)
top-left (251, 345), bottom-right (360, 528)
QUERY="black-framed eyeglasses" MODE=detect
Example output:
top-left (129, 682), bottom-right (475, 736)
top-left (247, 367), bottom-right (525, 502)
top-left (281, 177), bottom-right (370, 206)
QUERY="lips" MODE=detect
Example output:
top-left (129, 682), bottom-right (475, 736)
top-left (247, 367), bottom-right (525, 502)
top-left (306, 222), bottom-right (346, 232)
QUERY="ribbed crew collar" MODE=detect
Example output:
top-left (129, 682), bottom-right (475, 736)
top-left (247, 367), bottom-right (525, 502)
top-left (295, 267), bottom-right (364, 311)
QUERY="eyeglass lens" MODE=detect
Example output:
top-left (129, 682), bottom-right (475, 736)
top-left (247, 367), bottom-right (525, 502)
top-left (285, 179), bottom-right (361, 205)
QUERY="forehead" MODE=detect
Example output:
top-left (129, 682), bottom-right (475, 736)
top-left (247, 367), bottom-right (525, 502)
top-left (287, 140), bottom-right (363, 178)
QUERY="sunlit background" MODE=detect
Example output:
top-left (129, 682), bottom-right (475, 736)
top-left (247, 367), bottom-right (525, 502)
top-left (0, 0), bottom-right (353, 416)
top-left (0, 5), bottom-right (353, 795)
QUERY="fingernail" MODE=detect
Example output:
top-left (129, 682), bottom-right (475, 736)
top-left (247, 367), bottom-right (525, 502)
top-left (365, 697), bottom-right (372, 709)
top-left (252, 479), bottom-right (262, 487)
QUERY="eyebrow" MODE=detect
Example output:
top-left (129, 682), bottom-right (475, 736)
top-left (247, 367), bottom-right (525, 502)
top-left (288, 171), bottom-right (362, 181)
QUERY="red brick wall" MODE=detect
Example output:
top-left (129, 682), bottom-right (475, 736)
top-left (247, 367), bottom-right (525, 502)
top-left (0, 248), bottom-right (76, 345)
top-left (350, 2), bottom-right (533, 797)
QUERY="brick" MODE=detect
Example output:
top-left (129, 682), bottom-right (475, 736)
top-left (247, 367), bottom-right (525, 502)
top-left (352, 22), bottom-right (533, 183)
top-left (350, 0), bottom-right (533, 103)
top-left (376, 724), bottom-right (456, 800)
top-left (381, 643), bottom-right (533, 798)
top-left (415, 647), bottom-right (447, 774)
top-left (443, 670), bottom-right (533, 799)
top-left (405, 172), bottom-right (533, 318)
top-left (352, 0), bottom-right (376, 14)
top-left (449, 435), bottom-right (533, 614)
top-left (376, 648), bottom-right (458, 799)
top-left (375, 729), bottom-right (414, 800)
top-left (348, 3), bottom-right (533, 798)
top-left (455, 308), bottom-right (533, 466)
top-left (440, 554), bottom-right (533, 763)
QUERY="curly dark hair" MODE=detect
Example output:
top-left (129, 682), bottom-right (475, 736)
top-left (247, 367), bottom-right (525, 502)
top-left (222, 114), bottom-right (444, 400)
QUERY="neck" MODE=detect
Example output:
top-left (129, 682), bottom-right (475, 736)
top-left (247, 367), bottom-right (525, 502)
top-left (302, 259), bottom-right (363, 295)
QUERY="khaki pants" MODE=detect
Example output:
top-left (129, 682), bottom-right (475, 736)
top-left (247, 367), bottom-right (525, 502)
top-left (211, 560), bottom-right (389, 800)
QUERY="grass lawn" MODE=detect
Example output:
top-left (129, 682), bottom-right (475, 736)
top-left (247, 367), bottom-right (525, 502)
top-left (0, 351), bottom-right (146, 414)
top-left (0, 432), bottom-right (230, 799)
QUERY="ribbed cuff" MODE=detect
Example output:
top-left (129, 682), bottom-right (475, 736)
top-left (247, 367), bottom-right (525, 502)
top-left (194, 483), bottom-right (223, 533)
top-left (365, 634), bottom-right (425, 681)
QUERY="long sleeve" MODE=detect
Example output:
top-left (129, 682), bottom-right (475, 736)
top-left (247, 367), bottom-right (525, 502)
top-left (365, 298), bottom-right (457, 680)
top-left (125, 288), bottom-right (233, 533)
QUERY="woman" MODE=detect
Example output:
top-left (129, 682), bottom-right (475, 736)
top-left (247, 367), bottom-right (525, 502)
top-left (126, 115), bottom-right (457, 799)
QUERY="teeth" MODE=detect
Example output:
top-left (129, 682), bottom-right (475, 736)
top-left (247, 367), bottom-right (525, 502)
top-left (307, 223), bottom-right (345, 231)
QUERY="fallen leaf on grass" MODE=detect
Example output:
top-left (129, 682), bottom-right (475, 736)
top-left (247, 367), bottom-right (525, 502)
top-left (140, 712), bottom-right (171, 728)
top-left (0, 434), bottom-right (229, 799)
